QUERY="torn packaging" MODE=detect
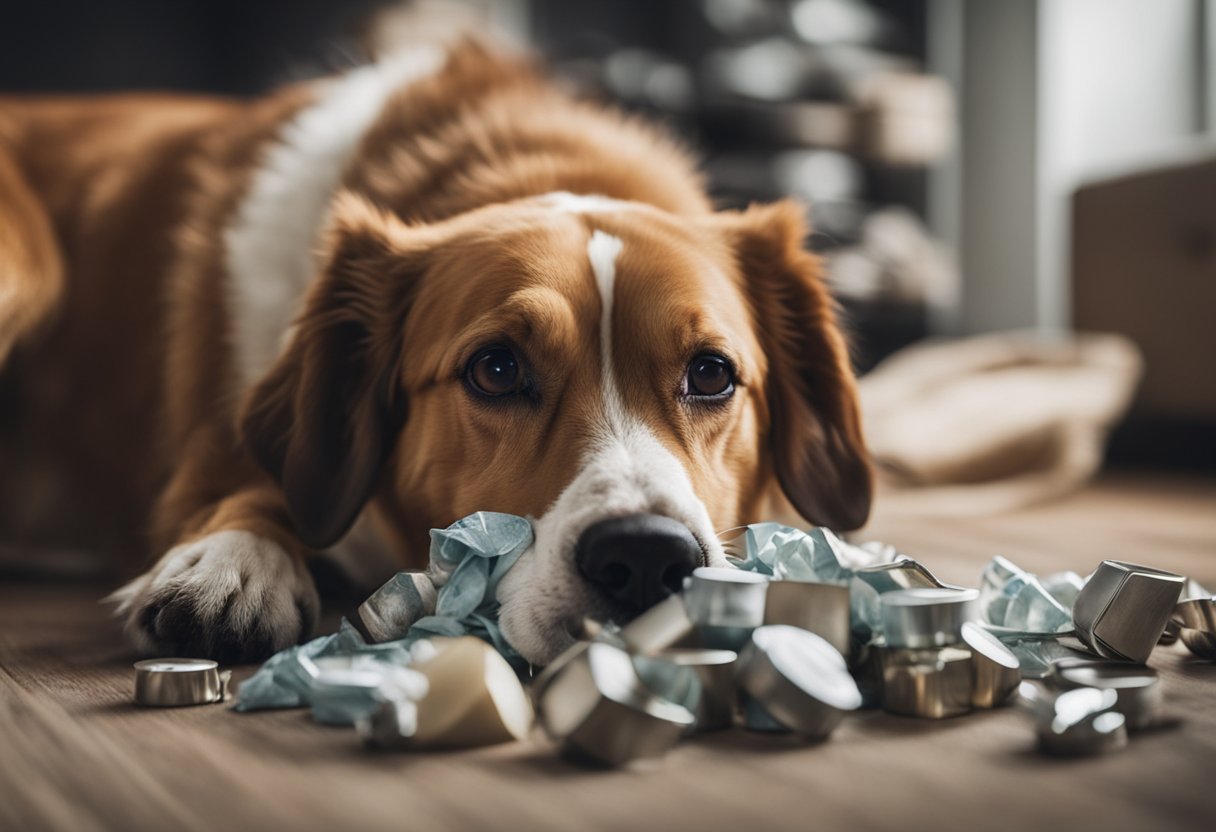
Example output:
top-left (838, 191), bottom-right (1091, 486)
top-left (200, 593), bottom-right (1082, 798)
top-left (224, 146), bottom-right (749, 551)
top-left (238, 512), bottom-right (533, 712)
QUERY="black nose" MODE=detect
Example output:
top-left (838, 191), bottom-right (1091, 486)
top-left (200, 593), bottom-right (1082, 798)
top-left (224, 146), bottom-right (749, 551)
top-left (575, 513), bottom-right (702, 616)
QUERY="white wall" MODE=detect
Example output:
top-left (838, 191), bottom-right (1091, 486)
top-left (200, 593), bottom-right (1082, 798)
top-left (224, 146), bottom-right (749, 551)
top-left (933, 0), bottom-right (1212, 335)
top-left (1038, 0), bottom-right (1205, 330)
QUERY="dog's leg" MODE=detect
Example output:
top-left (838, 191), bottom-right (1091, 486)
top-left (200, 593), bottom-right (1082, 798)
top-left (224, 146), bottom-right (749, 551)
top-left (0, 145), bottom-right (65, 367)
top-left (108, 484), bottom-right (320, 663)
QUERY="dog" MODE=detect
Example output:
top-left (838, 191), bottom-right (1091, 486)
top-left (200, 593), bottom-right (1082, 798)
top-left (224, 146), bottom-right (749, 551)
top-left (0, 37), bottom-right (871, 666)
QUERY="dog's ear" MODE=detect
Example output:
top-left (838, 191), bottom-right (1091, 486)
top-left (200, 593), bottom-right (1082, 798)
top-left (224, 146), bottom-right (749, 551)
top-left (239, 194), bottom-right (424, 548)
top-left (711, 201), bottom-right (872, 531)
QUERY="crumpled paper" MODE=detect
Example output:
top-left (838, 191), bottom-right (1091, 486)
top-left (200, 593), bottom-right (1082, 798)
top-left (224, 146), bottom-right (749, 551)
top-left (236, 512), bottom-right (534, 714)
top-left (389, 512), bottom-right (533, 668)
top-left (973, 555), bottom-right (1099, 676)
top-left (309, 653), bottom-right (430, 725)
top-left (726, 522), bottom-right (927, 644)
top-left (234, 618), bottom-right (370, 711)
top-left (978, 555), bottom-right (1074, 634)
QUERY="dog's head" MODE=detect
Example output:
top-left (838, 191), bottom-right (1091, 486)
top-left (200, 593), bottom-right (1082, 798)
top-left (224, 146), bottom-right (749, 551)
top-left (241, 191), bottom-right (870, 663)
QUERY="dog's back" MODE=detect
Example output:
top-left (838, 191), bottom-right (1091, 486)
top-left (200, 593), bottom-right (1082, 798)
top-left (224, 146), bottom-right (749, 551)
top-left (0, 90), bottom-right (299, 553)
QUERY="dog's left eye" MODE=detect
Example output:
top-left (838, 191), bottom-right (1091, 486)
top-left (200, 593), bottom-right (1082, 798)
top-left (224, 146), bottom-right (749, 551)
top-left (685, 354), bottom-right (735, 399)
top-left (467, 346), bottom-right (524, 397)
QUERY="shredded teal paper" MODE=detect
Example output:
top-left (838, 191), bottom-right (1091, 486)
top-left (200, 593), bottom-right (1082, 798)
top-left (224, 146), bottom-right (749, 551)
top-left (234, 618), bottom-right (367, 711)
top-left (978, 555), bottom-right (1074, 634)
top-left (235, 512), bottom-right (534, 714)
top-left (726, 522), bottom-right (905, 642)
top-left (724, 523), bottom-right (865, 584)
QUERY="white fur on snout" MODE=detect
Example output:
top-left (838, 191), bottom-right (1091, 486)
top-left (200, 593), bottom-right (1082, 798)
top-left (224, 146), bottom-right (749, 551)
top-left (496, 230), bottom-right (727, 666)
top-left (107, 530), bottom-right (319, 654)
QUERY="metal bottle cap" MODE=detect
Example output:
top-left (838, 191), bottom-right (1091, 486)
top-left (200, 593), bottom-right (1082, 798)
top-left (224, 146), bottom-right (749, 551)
top-left (133, 658), bottom-right (230, 707)
top-left (684, 566), bottom-right (769, 625)
top-left (1031, 686), bottom-right (1128, 757)
top-left (961, 622), bottom-right (1020, 708)
top-left (881, 587), bottom-right (980, 649)
top-left (1072, 561), bottom-right (1185, 664)
top-left (763, 581), bottom-right (850, 658)
top-left (683, 566), bottom-right (770, 651)
top-left (736, 625), bottom-right (861, 739)
top-left (537, 641), bottom-right (694, 766)
top-left (879, 645), bottom-right (973, 719)
top-left (1172, 596), bottom-right (1216, 660)
top-left (740, 693), bottom-right (790, 733)
top-left (619, 594), bottom-right (695, 655)
top-left (635, 648), bottom-right (739, 733)
top-left (1047, 659), bottom-right (1162, 730)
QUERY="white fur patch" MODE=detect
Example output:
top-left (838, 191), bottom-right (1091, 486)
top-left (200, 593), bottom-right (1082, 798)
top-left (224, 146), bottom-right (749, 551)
top-left (107, 530), bottom-right (319, 654)
top-left (538, 191), bottom-right (641, 214)
top-left (587, 230), bottom-right (626, 430)
top-left (226, 47), bottom-right (445, 390)
top-left (496, 229), bottom-right (726, 666)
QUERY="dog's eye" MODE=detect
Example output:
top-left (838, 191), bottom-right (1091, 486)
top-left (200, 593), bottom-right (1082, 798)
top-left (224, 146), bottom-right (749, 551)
top-left (467, 346), bottom-right (523, 397)
top-left (685, 354), bottom-right (735, 398)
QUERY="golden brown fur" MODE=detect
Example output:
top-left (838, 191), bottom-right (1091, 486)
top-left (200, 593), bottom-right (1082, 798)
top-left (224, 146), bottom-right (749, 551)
top-left (0, 40), bottom-right (870, 662)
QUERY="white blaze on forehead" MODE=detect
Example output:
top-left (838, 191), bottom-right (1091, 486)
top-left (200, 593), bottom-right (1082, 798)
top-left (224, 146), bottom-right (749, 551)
top-left (587, 230), bottom-right (628, 431)
top-left (494, 225), bottom-right (727, 666)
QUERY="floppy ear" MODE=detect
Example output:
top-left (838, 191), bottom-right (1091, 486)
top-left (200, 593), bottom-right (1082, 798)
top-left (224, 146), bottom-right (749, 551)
top-left (239, 195), bottom-right (423, 548)
top-left (715, 201), bottom-right (873, 530)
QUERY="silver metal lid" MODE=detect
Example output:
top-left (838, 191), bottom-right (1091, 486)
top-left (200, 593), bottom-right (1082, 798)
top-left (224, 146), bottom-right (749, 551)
top-left (879, 645), bottom-right (973, 719)
top-left (537, 641), bottom-right (694, 766)
top-left (1048, 659), bottom-right (1162, 730)
top-left (133, 658), bottom-right (229, 707)
top-left (1173, 597), bottom-right (1216, 659)
top-left (762, 581), bottom-right (850, 658)
top-left (961, 622), bottom-right (1020, 708)
top-left (881, 587), bottom-right (979, 649)
top-left (1032, 686), bottom-right (1128, 757)
top-left (619, 594), bottom-right (695, 655)
top-left (1172, 597), bottom-right (1215, 630)
top-left (634, 648), bottom-right (738, 733)
top-left (1072, 560), bottom-right (1185, 664)
top-left (683, 566), bottom-right (769, 629)
top-left (736, 625), bottom-right (861, 738)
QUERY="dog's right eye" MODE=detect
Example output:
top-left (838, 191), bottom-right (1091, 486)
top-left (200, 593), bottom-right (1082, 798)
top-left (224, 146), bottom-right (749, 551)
top-left (466, 346), bottom-right (524, 397)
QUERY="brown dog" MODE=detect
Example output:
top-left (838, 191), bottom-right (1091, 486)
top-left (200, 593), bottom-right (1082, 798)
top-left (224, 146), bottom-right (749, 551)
top-left (0, 38), bottom-right (870, 665)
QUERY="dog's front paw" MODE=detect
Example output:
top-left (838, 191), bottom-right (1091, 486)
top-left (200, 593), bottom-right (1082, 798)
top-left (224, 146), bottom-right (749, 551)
top-left (108, 531), bottom-right (320, 663)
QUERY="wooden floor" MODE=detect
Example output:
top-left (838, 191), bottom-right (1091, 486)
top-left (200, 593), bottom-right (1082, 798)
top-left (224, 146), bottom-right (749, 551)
top-left (2, 473), bottom-right (1214, 832)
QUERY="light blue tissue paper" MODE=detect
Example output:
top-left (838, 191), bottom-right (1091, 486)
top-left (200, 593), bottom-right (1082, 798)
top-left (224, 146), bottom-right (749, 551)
top-left (728, 522), bottom-right (854, 585)
top-left (978, 556), bottom-right (1073, 634)
top-left (234, 624), bottom-right (357, 711)
top-left (237, 512), bottom-right (536, 713)
top-left (429, 511), bottom-right (533, 586)
top-left (434, 554), bottom-right (490, 620)
top-left (728, 522), bottom-right (905, 642)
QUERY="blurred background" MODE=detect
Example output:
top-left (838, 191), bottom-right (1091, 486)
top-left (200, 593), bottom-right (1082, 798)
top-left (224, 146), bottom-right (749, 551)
top-left (2, 0), bottom-right (1212, 497)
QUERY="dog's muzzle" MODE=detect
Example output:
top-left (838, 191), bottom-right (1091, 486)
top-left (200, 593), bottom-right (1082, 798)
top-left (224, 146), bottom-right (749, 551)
top-left (574, 512), bottom-right (702, 619)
